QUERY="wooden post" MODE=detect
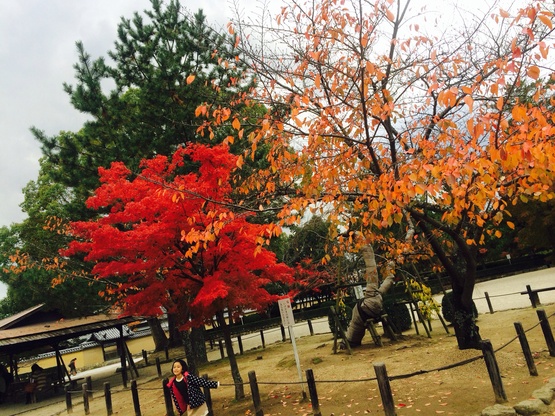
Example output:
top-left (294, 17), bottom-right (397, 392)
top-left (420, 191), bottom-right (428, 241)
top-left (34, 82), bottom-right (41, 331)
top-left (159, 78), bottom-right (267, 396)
top-left (142, 350), bottom-right (149, 366)
top-left (65, 386), bottom-right (73, 414)
top-left (330, 306), bottom-right (351, 355)
top-left (526, 285), bottom-right (540, 308)
top-left (514, 322), bottom-right (538, 376)
top-left (82, 383), bottom-right (90, 415)
top-left (237, 335), bottom-right (244, 355)
top-left (155, 357), bottom-right (162, 378)
top-left (131, 379), bottom-right (141, 416)
top-left (165, 347), bottom-right (169, 361)
top-left (104, 382), bottom-right (113, 415)
top-left (248, 370), bottom-right (264, 416)
top-left (410, 304), bottom-right (420, 335)
top-left (373, 362), bottom-right (396, 416)
top-left (202, 374), bottom-right (214, 416)
top-left (118, 338), bottom-right (128, 389)
top-left (259, 330), bottom-right (266, 349)
top-left (306, 369), bottom-right (321, 416)
top-left (218, 340), bottom-right (225, 359)
top-left (86, 376), bottom-right (93, 399)
top-left (307, 320), bottom-right (314, 336)
top-left (536, 309), bottom-right (555, 356)
top-left (484, 292), bottom-right (494, 314)
top-left (162, 378), bottom-right (175, 416)
top-left (480, 340), bottom-right (507, 403)
top-left (280, 324), bottom-right (286, 342)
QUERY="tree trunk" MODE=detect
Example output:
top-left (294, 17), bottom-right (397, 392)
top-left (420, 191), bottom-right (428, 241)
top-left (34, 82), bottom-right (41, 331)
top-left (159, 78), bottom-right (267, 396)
top-left (181, 330), bottom-right (197, 375)
top-left (147, 317), bottom-right (168, 352)
top-left (182, 326), bottom-right (208, 375)
top-left (450, 283), bottom-right (481, 350)
top-left (412, 215), bottom-right (482, 350)
top-left (167, 313), bottom-right (183, 348)
top-left (216, 310), bottom-right (245, 400)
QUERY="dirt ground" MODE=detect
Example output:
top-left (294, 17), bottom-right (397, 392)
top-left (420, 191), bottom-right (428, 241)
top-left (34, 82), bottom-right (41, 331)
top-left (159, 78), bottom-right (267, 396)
top-left (11, 303), bottom-right (555, 416)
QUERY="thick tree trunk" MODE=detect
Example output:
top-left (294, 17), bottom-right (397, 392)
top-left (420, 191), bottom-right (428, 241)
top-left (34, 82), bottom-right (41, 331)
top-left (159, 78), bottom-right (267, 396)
top-left (217, 310), bottom-right (245, 400)
top-left (182, 326), bottom-right (208, 375)
top-left (147, 317), bottom-right (168, 352)
top-left (411, 214), bottom-right (482, 350)
top-left (167, 313), bottom-right (183, 348)
top-left (450, 283), bottom-right (481, 350)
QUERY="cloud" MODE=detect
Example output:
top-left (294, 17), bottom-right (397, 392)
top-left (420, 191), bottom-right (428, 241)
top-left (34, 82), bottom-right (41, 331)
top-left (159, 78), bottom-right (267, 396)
top-left (0, 0), bottom-right (232, 228)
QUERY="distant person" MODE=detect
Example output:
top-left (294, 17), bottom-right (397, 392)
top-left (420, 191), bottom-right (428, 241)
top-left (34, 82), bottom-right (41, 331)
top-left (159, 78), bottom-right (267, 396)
top-left (68, 358), bottom-right (77, 376)
top-left (166, 358), bottom-right (219, 416)
top-left (24, 363), bottom-right (43, 404)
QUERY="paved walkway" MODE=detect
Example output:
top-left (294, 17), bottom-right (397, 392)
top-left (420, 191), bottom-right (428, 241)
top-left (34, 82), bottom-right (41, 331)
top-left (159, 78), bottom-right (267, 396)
top-left (434, 267), bottom-right (555, 314)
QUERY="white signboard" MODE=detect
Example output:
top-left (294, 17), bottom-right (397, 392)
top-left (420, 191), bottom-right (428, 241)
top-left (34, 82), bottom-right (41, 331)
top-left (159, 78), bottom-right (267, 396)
top-left (278, 298), bottom-right (295, 327)
top-left (354, 285), bottom-right (364, 300)
top-left (277, 297), bottom-right (305, 397)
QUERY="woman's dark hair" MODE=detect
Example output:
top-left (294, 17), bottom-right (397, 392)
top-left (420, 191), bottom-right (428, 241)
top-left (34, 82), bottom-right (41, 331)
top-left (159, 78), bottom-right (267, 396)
top-left (173, 359), bottom-right (188, 373)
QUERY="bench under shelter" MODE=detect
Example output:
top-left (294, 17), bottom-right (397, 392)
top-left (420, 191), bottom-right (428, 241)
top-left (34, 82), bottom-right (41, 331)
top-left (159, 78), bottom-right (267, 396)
top-left (0, 304), bottom-right (139, 403)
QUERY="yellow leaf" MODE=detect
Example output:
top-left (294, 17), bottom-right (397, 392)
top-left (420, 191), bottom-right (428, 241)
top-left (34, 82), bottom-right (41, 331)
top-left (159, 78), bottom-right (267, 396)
top-left (507, 221), bottom-right (515, 229)
top-left (499, 8), bottom-right (509, 18)
top-left (186, 74), bottom-right (196, 84)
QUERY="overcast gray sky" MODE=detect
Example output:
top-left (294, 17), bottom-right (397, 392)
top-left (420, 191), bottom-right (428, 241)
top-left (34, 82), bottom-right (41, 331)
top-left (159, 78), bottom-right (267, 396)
top-left (0, 0), bottom-right (236, 230)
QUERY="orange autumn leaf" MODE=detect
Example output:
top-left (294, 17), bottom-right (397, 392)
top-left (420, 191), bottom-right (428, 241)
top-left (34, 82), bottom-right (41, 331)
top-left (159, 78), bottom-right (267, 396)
top-left (527, 65), bottom-right (540, 79)
top-left (232, 117), bottom-right (241, 130)
top-left (538, 13), bottom-right (553, 29)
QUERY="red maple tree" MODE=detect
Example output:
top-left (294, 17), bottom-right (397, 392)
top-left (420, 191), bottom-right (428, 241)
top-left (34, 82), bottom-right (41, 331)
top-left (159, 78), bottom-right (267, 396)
top-left (62, 143), bottom-right (294, 398)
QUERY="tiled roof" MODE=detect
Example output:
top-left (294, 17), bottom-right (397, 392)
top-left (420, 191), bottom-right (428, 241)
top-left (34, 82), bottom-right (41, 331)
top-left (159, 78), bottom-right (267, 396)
top-left (0, 304), bottom-right (46, 330)
top-left (0, 313), bottom-right (139, 355)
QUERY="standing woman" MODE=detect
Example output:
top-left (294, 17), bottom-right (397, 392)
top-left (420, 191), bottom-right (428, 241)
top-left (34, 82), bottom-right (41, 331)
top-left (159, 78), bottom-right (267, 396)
top-left (167, 359), bottom-right (219, 416)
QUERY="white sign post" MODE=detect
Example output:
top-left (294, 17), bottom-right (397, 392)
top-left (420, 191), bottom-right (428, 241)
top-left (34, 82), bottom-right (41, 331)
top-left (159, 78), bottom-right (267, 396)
top-left (278, 298), bottom-right (306, 398)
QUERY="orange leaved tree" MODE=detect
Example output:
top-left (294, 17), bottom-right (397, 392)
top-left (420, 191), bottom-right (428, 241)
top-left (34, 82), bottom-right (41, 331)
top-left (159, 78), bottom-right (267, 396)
top-left (219, 0), bottom-right (555, 349)
top-left (62, 143), bottom-right (294, 398)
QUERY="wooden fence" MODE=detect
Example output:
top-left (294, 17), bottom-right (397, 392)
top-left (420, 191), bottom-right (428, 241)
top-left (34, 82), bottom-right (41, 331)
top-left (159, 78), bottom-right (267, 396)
top-left (61, 303), bottom-right (555, 416)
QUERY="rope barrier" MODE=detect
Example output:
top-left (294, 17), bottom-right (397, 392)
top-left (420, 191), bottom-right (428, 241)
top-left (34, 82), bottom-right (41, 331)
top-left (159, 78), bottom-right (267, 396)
top-left (55, 294), bottom-right (555, 416)
top-left (494, 309), bottom-right (555, 352)
top-left (474, 290), bottom-right (522, 299)
top-left (211, 308), bottom-right (555, 388)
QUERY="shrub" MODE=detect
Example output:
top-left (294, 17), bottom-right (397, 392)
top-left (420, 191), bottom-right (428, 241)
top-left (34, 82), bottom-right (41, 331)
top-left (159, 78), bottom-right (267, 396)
top-left (383, 301), bottom-right (412, 332)
top-left (328, 303), bottom-right (353, 336)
